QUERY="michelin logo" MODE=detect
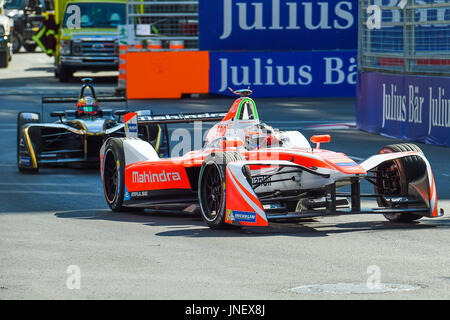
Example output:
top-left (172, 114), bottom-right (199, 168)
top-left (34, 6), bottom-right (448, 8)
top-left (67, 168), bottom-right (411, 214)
top-left (227, 210), bottom-right (256, 223)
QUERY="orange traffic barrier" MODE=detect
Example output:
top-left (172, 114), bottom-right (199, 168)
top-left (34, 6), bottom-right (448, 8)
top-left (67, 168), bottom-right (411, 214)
top-left (148, 39), bottom-right (162, 50)
top-left (117, 44), bottom-right (127, 93)
top-left (126, 51), bottom-right (209, 99)
top-left (169, 40), bottom-right (184, 50)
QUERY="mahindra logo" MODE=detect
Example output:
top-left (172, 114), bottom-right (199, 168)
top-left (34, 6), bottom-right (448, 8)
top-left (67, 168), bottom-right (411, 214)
top-left (132, 170), bottom-right (181, 184)
top-left (220, 0), bottom-right (354, 39)
top-left (93, 43), bottom-right (104, 49)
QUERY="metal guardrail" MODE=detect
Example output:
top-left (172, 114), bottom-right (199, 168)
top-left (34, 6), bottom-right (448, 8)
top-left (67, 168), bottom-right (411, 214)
top-left (125, 0), bottom-right (199, 50)
top-left (359, 0), bottom-right (450, 76)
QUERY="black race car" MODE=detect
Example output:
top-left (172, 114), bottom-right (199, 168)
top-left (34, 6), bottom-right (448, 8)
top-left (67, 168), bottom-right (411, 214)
top-left (17, 78), bottom-right (168, 173)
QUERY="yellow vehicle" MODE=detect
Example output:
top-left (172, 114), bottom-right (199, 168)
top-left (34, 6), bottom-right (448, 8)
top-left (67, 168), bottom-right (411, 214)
top-left (34, 0), bottom-right (125, 82)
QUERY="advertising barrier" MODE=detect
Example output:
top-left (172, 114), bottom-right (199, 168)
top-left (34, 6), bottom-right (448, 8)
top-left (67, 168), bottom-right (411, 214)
top-left (199, 0), bottom-right (358, 51)
top-left (356, 71), bottom-right (450, 147)
top-left (210, 50), bottom-right (357, 97)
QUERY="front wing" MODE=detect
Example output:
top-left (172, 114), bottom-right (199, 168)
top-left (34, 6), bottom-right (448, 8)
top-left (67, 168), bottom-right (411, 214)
top-left (223, 154), bottom-right (443, 227)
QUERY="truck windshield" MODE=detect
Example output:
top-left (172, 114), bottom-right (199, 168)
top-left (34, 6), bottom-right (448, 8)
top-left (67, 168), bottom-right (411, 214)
top-left (5, 0), bottom-right (25, 9)
top-left (63, 3), bottom-right (125, 28)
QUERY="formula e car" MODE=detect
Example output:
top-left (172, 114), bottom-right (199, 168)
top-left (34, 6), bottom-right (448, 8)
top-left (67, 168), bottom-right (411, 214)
top-left (100, 88), bottom-right (444, 228)
top-left (17, 78), bottom-right (168, 173)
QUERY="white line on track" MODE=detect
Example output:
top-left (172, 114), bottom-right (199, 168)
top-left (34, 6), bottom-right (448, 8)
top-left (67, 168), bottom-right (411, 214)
top-left (0, 190), bottom-right (102, 196)
top-left (0, 182), bottom-right (95, 187)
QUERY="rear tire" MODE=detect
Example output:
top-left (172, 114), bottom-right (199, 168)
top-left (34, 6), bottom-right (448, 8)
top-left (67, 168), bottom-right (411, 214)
top-left (198, 151), bottom-right (248, 229)
top-left (102, 138), bottom-right (127, 211)
top-left (375, 143), bottom-right (426, 222)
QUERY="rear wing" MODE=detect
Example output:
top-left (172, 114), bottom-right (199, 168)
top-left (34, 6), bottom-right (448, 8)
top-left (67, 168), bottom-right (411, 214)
top-left (42, 96), bottom-right (127, 104)
top-left (136, 112), bottom-right (227, 124)
top-left (124, 111), bottom-right (227, 138)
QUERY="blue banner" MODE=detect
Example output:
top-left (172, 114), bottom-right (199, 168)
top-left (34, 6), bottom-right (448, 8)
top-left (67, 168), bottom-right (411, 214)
top-left (209, 50), bottom-right (357, 97)
top-left (356, 71), bottom-right (450, 147)
top-left (199, 0), bottom-right (358, 51)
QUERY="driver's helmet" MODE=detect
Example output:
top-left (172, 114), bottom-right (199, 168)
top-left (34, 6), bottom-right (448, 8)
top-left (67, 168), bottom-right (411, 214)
top-left (76, 96), bottom-right (100, 116)
top-left (244, 124), bottom-right (280, 150)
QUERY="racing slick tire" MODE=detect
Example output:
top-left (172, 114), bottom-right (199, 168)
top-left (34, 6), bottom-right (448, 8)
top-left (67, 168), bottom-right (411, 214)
top-left (17, 112), bottom-right (41, 173)
top-left (102, 138), bottom-right (144, 212)
top-left (198, 151), bottom-right (250, 229)
top-left (102, 138), bottom-right (128, 212)
top-left (375, 143), bottom-right (426, 222)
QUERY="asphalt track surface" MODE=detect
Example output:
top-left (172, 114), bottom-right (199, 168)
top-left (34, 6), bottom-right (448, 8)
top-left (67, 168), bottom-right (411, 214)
top-left (0, 52), bottom-right (449, 300)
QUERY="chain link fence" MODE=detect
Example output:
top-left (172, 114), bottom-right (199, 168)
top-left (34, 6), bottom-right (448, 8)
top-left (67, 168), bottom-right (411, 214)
top-left (359, 0), bottom-right (450, 75)
top-left (126, 0), bottom-right (198, 50)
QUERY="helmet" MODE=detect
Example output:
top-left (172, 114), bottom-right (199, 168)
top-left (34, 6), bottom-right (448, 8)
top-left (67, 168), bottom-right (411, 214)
top-left (76, 95), bottom-right (99, 116)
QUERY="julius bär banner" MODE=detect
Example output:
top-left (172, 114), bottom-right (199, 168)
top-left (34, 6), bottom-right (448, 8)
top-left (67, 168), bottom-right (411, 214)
top-left (199, 0), bottom-right (358, 51)
top-left (210, 50), bottom-right (357, 97)
top-left (356, 71), bottom-right (450, 147)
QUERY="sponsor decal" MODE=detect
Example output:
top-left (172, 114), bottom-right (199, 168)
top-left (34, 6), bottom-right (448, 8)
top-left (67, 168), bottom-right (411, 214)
top-left (199, 0), bottom-right (357, 51)
top-left (357, 72), bottom-right (450, 147)
top-left (131, 191), bottom-right (148, 198)
top-left (126, 123), bottom-right (137, 133)
top-left (20, 156), bottom-right (31, 166)
top-left (21, 113), bottom-right (39, 120)
top-left (252, 175), bottom-right (272, 186)
top-left (210, 51), bottom-right (357, 97)
top-left (138, 112), bottom-right (227, 122)
top-left (335, 162), bottom-right (358, 167)
top-left (231, 210), bottom-right (257, 223)
top-left (226, 209), bottom-right (235, 221)
top-left (124, 185), bottom-right (131, 201)
top-left (132, 170), bottom-right (181, 184)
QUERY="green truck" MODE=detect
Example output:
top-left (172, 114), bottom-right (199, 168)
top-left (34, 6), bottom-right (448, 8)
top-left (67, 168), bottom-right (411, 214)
top-left (35, 0), bottom-right (125, 81)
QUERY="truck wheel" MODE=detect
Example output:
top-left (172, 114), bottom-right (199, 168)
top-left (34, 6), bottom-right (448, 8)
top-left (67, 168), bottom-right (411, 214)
top-left (0, 52), bottom-right (8, 68)
top-left (17, 112), bottom-right (41, 173)
top-left (58, 67), bottom-right (73, 82)
top-left (375, 143), bottom-right (426, 222)
top-left (24, 43), bottom-right (37, 52)
top-left (12, 32), bottom-right (22, 53)
top-left (198, 151), bottom-right (249, 229)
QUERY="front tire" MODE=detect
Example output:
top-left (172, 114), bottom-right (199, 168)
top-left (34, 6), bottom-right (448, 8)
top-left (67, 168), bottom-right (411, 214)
top-left (17, 112), bottom-right (41, 173)
top-left (375, 143), bottom-right (426, 222)
top-left (198, 151), bottom-right (248, 229)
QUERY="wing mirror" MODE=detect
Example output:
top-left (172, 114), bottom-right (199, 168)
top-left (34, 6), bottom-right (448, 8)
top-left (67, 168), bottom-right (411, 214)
top-left (114, 110), bottom-right (128, 122)
top-left (310, 135), bottom-right (331, 149)
top-left (50, 111), bottom-right (65, 122)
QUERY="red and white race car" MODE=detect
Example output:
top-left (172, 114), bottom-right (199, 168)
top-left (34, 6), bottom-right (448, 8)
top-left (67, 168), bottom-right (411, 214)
top-left (100, 89), bottom-right (444, 228)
